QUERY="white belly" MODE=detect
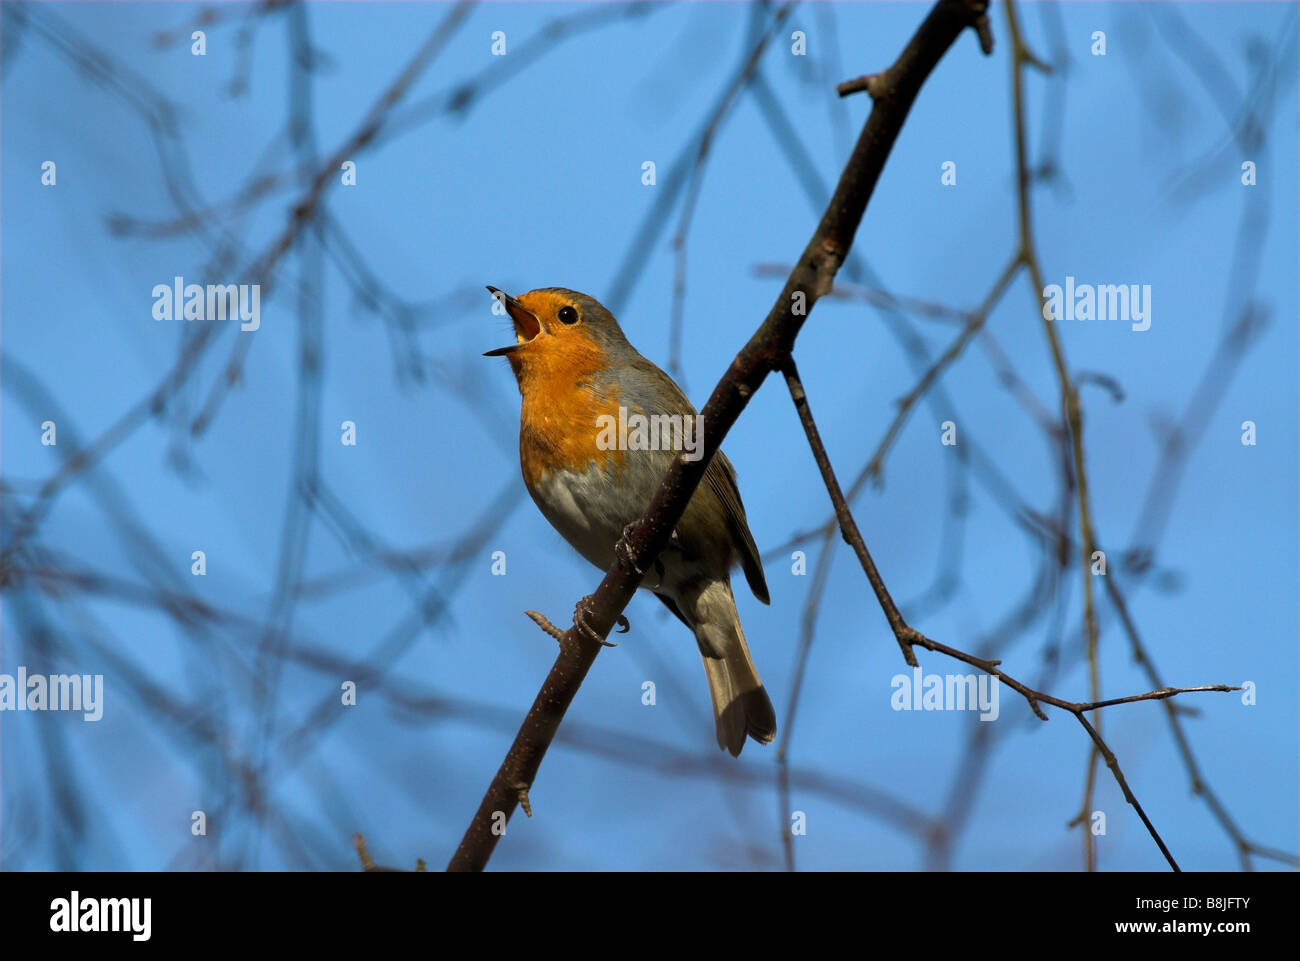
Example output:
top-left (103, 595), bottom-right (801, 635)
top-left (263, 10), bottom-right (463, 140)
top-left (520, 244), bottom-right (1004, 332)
top-left (529, 464), bottom-right (672, 593)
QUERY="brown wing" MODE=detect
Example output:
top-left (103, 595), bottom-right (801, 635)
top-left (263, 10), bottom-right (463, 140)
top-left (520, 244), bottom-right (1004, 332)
top-left (625, 356), bottom-right (770, 605)
top-left (705, 451), bottom-right (770, 604)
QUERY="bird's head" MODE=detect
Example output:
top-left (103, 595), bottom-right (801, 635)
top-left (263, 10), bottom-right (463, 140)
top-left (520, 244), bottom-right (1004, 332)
top-left (484, 287), bottom-right (633, 382)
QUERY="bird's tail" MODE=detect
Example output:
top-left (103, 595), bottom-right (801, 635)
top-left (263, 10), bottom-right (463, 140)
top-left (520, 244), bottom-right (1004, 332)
top-left (688, 580), bottom-right (776, 757)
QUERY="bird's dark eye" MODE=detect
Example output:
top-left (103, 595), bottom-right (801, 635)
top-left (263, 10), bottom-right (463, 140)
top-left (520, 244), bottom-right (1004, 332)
top-left (558, 306), bottom-right (579, 325)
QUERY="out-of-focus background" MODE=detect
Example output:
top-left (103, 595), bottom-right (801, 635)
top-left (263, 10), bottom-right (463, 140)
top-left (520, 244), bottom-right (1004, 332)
top-left (1, 1), bottom-right (1295, 871)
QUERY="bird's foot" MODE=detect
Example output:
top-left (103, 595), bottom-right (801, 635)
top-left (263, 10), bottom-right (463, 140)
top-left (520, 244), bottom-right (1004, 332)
top-left (573, 594), bottom-right (626, 647)
top-left (615, 523), bottom-right (644, 575)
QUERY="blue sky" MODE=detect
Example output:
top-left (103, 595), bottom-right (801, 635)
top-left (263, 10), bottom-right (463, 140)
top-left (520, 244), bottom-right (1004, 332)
top-left (1, 1), bottom-right (1296, 871)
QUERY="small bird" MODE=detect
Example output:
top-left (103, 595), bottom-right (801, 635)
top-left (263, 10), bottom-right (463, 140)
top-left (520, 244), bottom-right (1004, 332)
top-left (485, 286), bottom-right (776, 756)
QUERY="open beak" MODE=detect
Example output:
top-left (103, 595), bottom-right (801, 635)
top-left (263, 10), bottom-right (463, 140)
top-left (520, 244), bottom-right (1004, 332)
top-left (483, 285), bottom-right (542, 356)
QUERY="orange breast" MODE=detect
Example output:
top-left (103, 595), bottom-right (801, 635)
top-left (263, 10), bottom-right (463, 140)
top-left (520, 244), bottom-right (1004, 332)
top-left (514, 331), bottom-right (627, 487)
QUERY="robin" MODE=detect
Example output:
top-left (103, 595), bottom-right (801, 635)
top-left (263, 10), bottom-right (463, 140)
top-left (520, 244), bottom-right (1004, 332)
top-left (485, 286), bottom-right (776, 756)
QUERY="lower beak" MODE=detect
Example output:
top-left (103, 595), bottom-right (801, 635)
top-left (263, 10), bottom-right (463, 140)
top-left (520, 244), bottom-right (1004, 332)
top-left (483, 285), bottom-right (541, 356)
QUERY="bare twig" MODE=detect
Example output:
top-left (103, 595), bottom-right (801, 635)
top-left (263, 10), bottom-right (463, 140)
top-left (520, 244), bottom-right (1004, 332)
top-left (525, 610), bottom-right (566, 642)
top-left (779, 355), bottom-right (1238, 872)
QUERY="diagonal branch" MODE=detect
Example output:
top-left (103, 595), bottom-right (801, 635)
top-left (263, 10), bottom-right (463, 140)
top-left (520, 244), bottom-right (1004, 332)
top-left (446, 0), bottom-right (994, 873)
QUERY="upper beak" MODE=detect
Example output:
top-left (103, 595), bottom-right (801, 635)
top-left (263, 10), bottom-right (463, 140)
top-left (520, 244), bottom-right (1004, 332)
top-left (483, 285), bottom-right (542, 356)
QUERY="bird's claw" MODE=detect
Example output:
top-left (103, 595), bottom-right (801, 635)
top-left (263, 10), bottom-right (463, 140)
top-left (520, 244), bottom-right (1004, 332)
top-left (617, 523), bottom-right (684, 586)
top-left (574, 595), bottom-right (619, 647)
top-left (615, 522), bottom-right (643, 575)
